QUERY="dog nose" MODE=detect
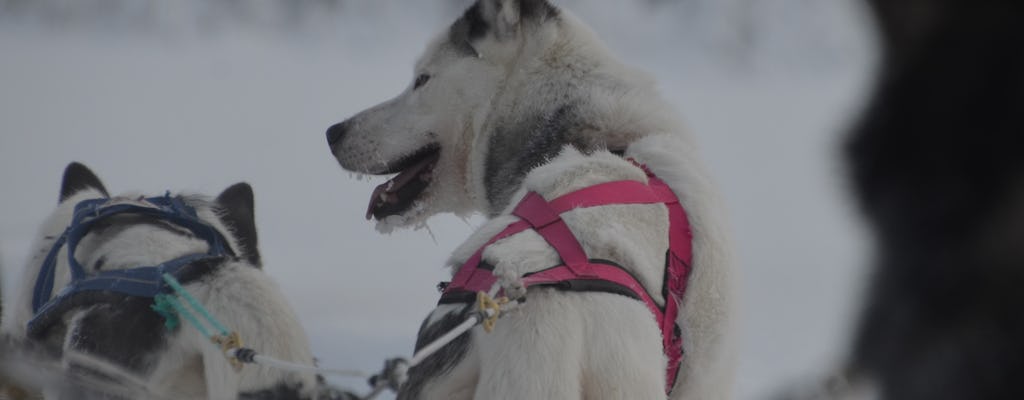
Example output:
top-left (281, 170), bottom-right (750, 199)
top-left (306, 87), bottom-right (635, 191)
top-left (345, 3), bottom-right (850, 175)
top-left (326, 121), bottom-right (350, 147)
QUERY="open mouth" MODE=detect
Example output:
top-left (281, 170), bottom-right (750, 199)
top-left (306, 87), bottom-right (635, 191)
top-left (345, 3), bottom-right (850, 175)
top-left (366, 145), bottom-right (440, 221)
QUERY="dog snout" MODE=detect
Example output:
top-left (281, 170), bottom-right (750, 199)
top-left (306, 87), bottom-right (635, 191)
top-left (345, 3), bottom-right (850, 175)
top-left (326, 121), bottom-right (350, 148)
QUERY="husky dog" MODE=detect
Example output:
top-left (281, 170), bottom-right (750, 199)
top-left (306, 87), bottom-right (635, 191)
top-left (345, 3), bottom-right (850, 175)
top-left (326, 1), bottom-right (734, 398)
top-left (1, 163), bottom-right (319, 399)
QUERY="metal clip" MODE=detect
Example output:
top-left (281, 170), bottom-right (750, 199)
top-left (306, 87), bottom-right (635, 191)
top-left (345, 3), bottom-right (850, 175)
top-left (476, 291), bottom-right (508, 333)
top-left (213, 331), bottom-right (244, 371)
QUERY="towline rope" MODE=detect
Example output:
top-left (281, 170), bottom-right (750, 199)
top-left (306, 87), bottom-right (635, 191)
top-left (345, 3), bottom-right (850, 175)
top-left (157, 275), bottom-right (517, 400)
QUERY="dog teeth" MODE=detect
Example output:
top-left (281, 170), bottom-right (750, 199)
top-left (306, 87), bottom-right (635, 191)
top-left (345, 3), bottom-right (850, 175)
top-left (377, 192), bottom-right (401, 205)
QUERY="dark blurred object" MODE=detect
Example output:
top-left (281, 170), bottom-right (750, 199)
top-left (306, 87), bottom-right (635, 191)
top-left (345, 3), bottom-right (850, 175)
top-left (0, 333), bottom-right (203, 399)
top-left (0, 335), bottom-right (71, 399)
top-left (845, 1), bottom-right (1024, 399)
top-left (315, 374), bottom-right (362, 400)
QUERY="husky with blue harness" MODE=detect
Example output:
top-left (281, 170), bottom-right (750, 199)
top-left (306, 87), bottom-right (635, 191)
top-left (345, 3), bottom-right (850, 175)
top-left (1, 163), bottom-right (321, 399)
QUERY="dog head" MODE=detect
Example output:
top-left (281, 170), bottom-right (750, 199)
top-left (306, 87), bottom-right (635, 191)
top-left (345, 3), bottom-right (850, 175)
top-left (328, 0), bottom-right (676, 229)
top-left (5, 163), bottom-right (262, 332)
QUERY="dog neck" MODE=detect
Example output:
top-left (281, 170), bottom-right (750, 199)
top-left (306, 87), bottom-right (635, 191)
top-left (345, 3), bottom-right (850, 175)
top-left (483, 103), bottom-right (594, 214)
top-left (469, 10), bottom-right (684, 216)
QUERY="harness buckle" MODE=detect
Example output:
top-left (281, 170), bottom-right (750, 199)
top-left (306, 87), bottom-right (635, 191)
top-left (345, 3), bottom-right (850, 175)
top-left (476, 291), bottom-right (508, 333)
top-left (214, 331), bottom-right (245, 371)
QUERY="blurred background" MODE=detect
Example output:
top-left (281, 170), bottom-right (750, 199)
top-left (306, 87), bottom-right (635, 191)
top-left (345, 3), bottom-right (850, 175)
top-left (0, 0), bottom-right (875, 398)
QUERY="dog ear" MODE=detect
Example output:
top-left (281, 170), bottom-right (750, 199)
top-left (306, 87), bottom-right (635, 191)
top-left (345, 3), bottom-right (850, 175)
top-left (215, 182), bottom-right (261, 267)
top-left (60, 162), bottom-right (109, 203)
top-left (478, 0), bottom-right (556, 39)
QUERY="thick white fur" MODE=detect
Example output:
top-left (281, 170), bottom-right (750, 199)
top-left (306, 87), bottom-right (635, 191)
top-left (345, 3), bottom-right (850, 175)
top-left (332, 2), bottom-right (687, 231)
top-left (333, 0), bottom-right (735, 398)
top-left (422, 136), bottom-right (735, 400)
top-left (1, 187), bottom-right (317, 399)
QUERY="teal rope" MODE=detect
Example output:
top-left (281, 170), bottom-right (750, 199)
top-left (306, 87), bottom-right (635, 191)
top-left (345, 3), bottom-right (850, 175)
top-left (160, 273), bottom-right (230, 336)
top-left (154, 293), bottom-right (215, 338)
top-left (151, 294), bottom-right (180, 330)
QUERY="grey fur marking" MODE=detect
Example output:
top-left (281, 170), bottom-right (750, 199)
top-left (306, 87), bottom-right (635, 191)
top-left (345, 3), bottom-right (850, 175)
top-left (448, 4), bottom-right (487, 57)
top-left (517, 0), bottom-right (560, 21)
top-left (398, 305), bottom-right (474, 400)
top-left (448, 0), bottom-right (561, 57)
top-left (484, 103), bottom-right (595, 213)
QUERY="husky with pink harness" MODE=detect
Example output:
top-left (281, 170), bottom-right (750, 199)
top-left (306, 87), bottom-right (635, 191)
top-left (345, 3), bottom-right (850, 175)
top-left (438, 159), bottom-right (692, 394)
top-left (326, 0), bottom-right (735, 398)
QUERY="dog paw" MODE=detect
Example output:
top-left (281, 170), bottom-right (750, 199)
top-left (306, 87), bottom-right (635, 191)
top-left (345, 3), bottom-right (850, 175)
top-left (503, 278), bottom-right (528, 301)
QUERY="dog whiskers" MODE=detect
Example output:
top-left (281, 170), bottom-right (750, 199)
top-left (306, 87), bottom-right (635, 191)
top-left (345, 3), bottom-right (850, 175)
top-left (457, 215), bottom-right (475, 229)
top-left (419, 221), bottom-right (439, 245)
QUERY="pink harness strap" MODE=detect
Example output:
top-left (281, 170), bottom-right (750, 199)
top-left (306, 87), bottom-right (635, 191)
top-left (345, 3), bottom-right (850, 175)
top-left (440, 162), bottom-right (692, 393)
top-left (513, 192), bottom-right (592, 276)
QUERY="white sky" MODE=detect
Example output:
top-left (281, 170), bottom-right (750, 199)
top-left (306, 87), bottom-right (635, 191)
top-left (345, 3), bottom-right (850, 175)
top-left (0, 1), bottom-right (877, 398)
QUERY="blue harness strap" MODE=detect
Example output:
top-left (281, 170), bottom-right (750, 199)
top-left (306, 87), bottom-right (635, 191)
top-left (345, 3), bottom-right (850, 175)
top-left (29, 193), bottom-right (234, 331)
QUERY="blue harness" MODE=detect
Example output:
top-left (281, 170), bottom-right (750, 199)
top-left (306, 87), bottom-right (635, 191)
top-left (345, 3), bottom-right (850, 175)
top-left (28, 193), bottom-right (234, 333)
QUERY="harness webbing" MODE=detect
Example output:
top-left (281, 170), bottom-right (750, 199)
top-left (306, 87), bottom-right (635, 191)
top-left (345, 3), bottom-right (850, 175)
top-left (28, 194), bottom-right (234, 334)
top-left (439, 162), bottom-right (693, 393)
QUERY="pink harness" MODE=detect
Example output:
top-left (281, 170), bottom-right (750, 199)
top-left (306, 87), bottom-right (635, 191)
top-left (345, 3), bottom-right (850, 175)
top-left (439, 162), bottom-right (693, 393)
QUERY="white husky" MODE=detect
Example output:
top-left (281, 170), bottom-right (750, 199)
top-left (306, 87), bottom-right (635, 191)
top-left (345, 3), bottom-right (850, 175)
top-left (1, 163), bottom-right (320, 399)
top-left (327, 0), bottom-right (734, 399)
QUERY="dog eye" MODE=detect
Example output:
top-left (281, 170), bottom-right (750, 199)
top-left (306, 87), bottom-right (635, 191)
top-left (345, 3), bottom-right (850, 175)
top-left (414, 74), bottom-right (431, 90)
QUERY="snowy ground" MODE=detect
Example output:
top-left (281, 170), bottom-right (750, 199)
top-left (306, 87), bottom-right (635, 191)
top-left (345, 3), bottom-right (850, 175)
top-left (0, 1), bottom-right (875, 398)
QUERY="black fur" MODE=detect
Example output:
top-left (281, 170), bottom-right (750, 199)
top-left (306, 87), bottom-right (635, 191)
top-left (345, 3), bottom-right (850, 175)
top-left (27, 257), bottom-right (225, 341)
top-left (488, 0), bottom-right (558, 22)
top-left (484, 104), bottom-right (593, 213)
top-left (449, 3), bottom-right (488, 53)
top-left (60, 162), bottom-right (109, 202)
top-left (517, 0), bottom-right (559, 21)
top-left (1, 336), bottom-right (146, 400)
top-left (398, 305), bottom-right (474, 400)
top-left (25, 257), bottom-right (230, 399)
top-left (65, 300), bottom-right (168, 373)
top-left (215, 182), bottom-right (262, 267)
top-left (846, 2), bottom-right (1024, 399)
top-left (449, 0), bottom-right (559, 54)
top-left (239, 383), bottom-right (307, 400)
top-left (314, 375), bottom-right (362, 400)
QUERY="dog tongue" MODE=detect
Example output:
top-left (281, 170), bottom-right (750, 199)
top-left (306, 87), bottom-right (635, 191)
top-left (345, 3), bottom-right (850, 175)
top-left (366, 152), bottom-right (440, 220)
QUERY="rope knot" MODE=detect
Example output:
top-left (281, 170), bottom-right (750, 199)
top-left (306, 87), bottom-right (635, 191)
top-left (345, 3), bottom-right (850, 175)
top-left (151, 294), bottom-right (180, 330)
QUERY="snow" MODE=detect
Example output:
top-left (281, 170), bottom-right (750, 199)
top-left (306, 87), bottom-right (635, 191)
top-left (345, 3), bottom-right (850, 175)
top-left (0, 1), bottom-right (876, 398)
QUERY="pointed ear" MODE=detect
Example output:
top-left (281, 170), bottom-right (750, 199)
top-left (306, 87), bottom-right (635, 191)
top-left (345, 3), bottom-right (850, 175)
top-left (477, 0), bottom-right (556, 39)
top-left (215, 182), bottom-right (261, 267)
top-left (60, 162), bottom-right (109, 203)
